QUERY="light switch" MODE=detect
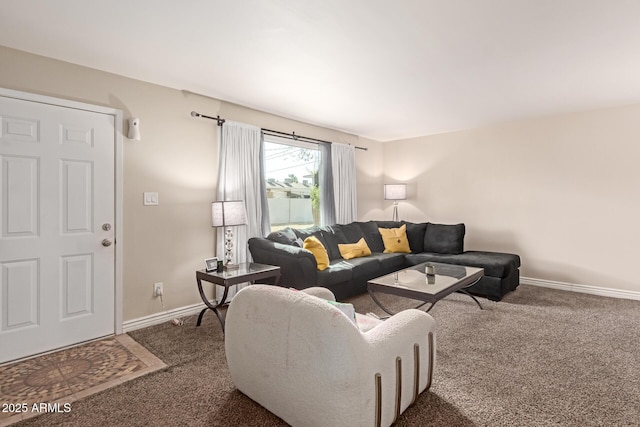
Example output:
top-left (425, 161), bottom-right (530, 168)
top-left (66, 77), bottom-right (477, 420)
top-left (144, 192), bottom-right (159, 206)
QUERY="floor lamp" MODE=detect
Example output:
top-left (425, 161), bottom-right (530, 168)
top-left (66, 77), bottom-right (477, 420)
top-left (211, 200), bottom-right (247, 270)
top-left (384, 184), bottom-right (406, 221)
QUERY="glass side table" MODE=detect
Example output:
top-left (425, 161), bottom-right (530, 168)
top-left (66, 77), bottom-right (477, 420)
top-left (195, 262), bottom-right (281, 332)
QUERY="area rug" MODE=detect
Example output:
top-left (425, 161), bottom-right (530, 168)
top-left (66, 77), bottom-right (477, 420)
top-left (0, 335), bottom-right (165, 426)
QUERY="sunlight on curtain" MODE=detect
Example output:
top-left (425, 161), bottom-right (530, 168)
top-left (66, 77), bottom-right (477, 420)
top-left (331, 143), bottom-right (357, 224)
top-left (318, 143), bottom-right (336, 226)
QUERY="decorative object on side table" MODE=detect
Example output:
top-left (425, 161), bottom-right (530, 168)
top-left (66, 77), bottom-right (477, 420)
top-left (211, 200), bottom-right (247, 270)
top-left (204, 257), bottom-right (218, 272)
top-left (384, 183), bottom-right (407, 221)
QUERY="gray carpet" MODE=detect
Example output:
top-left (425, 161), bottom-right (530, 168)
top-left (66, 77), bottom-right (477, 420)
top-left (13, 285), bottom-right (640, 426)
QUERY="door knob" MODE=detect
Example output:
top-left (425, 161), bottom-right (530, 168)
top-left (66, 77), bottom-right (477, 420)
top-left (102, 239), bottom-right (113, 247)
top-left (102, 223), bottom-right (112, 231)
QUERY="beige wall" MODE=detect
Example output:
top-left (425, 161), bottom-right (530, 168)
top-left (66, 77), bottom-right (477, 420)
top-left (0, 45), bottom-right (364, 321)
top-left (383, 106), bottom-right (640, 293)
top-left (4, 42), bottom-right (637, 321)
top-left (354, 137), bottom-right (385, 220)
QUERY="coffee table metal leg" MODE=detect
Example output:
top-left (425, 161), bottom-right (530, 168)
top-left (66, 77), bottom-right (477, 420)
top-left (369, 290), bottom-right (432, 315)
top-left (369, 288), bottom-right (482, 315)
top-left (368, 290), bottom-right (397, 316)
top-left (459, 276), bottom-right (483, 309)
top-left (459, 289), bottom-right (483, 309)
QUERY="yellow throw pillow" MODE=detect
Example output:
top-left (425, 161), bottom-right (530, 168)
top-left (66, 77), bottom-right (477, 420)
top-left (379, 224), bottom-right (411, 253)
top-left (338, 238), bottom-right (372, 260)
top-left (303, 236), bottom-right (330, 271)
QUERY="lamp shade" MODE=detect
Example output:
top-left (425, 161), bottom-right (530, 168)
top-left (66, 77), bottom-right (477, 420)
top-left (384, 184), bottom-right (407, 201)
top-left (211, 200), bottom-right (247, 227)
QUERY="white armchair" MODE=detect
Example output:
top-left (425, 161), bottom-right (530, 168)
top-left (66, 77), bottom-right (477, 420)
top-left (224, 285), bottom-right (436, 427)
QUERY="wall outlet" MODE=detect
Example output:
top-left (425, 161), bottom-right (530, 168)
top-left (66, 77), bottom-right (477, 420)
top-left (153, 282), bottom-right (163, 297)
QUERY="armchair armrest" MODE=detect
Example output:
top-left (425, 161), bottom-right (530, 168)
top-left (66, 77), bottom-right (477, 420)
top-left (248, 237), bottom-right (318, 288)
top-left (363, 309), bottom-right (436, 424)
top-left (301, 287), bottom-right (336, 301)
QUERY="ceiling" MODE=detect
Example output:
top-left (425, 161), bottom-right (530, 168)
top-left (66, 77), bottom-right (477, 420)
top-left (2, 0), bottom-right (640, 141)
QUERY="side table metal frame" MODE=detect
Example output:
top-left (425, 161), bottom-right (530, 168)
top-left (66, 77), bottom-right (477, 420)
top-left (195, 263), bottom-right (281, 332)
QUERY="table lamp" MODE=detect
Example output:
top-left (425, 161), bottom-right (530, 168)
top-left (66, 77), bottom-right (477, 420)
top-left (211, 200), bottom-right (247, 269)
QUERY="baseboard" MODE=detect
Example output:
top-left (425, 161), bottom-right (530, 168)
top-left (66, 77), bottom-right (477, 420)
top-left (520, 277), bottom-right (640, 301)
top-left (122, 300), bottom-right (217, 333)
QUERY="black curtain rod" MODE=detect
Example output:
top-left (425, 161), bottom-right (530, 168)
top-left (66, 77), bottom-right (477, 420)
top-left (191, 111), bottom-right (225, 125)
top-left (191, 111), bottom-right (367, 151)
top-left (261, 128), bottom-right (367, 151)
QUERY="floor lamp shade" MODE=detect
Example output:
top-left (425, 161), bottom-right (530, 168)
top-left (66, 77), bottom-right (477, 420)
top-left (384, 184), bottom-right (406, 221)
top-left (384, 184), bottom-right (407, 201)
top-left (211, 201), bottom-right (247, 267)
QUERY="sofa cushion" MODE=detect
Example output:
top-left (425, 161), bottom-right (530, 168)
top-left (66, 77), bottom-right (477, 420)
top-left (338, 238), bottom-right (372, 260)
top-left (379, 224), bottom-right (411, 253)
top-left (294, 226), bottom-right (342, 260)
top-left (303, 236), bottom-right (330, 271)
top-left (294, 226), bottom-right (323, 245)
top-left (354, 221), bottom-right (385, 253)
top-left (267, 227), bottom-right (301, 246)
top-left (316, 262), bottom-right (353, 286)
top-left (338, 256), bottom-right (381, 280)
top-left (320, 226), bottom-right (349, 260)
top-left (405, 251), bottom-right (520, 278)
top-left (402, 221), bottom-right (427, 253)
top-left (375, 220), bottom-right (403, 229)
top-left (423, 223), bottom-right (465, 254)
top-left (372, 253), bottom-right (407, 271)
top-left (340, 223), bottom-right (366, 243)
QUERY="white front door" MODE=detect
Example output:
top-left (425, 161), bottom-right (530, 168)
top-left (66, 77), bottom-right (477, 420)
top-left (0, 94), bottom-right (116, 364)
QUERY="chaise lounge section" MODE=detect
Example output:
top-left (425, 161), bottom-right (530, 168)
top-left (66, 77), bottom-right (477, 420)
top-left (248, 220), bottom-right (520, 301)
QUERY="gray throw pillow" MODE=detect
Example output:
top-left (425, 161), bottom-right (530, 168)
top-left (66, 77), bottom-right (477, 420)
top-left (402, 221), bottom-right (427, 253)
top-left (423, 223), bottom-right (465, 254)
top-left (266, 228), bottom-right (299, 246)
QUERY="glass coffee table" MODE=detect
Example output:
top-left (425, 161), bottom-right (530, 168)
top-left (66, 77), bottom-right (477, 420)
top-left (367, 262), bottom-right (484, 315)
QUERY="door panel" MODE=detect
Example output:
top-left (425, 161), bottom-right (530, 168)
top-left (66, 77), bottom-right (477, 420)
top-left (0, 95), bottom-right (115, 363)
top-left (62, 160), bottom-right (93, 233)
top-left (2, 155), bottom-right (39, 237)
top-left (61, 254), bottom-right (93, 318)
top-left (1, 259), bottom-right (39, 330)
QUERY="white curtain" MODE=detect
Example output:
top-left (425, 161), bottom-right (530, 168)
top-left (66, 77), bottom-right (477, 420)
top-left (318, 142), bottom-right (336, 226)
top-left (331, 143), bottom-right (357, 224)
top-left (216, 121), bottom-right (269, 297)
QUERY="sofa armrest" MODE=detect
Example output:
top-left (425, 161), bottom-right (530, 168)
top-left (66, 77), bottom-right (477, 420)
top-left (248, 237), bottom-right (318, 288)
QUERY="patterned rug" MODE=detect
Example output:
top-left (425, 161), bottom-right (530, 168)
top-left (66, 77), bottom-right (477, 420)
top-left (0, 334), bottom-right (165, 426)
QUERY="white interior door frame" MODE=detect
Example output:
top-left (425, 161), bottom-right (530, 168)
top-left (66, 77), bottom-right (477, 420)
top-left (0, 87), bottom-right (124, 334)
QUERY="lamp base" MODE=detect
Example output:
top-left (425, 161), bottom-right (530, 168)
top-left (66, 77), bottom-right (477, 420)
top-left (224, 263), bottom-right (240, 271)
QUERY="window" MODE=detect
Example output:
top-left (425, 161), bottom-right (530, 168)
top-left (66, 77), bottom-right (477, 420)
top-left (264, 135), bottom-right (321, 231)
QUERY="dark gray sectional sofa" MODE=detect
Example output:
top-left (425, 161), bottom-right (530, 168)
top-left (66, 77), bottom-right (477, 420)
top-left (248, 220), bottom-right (521, 301)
